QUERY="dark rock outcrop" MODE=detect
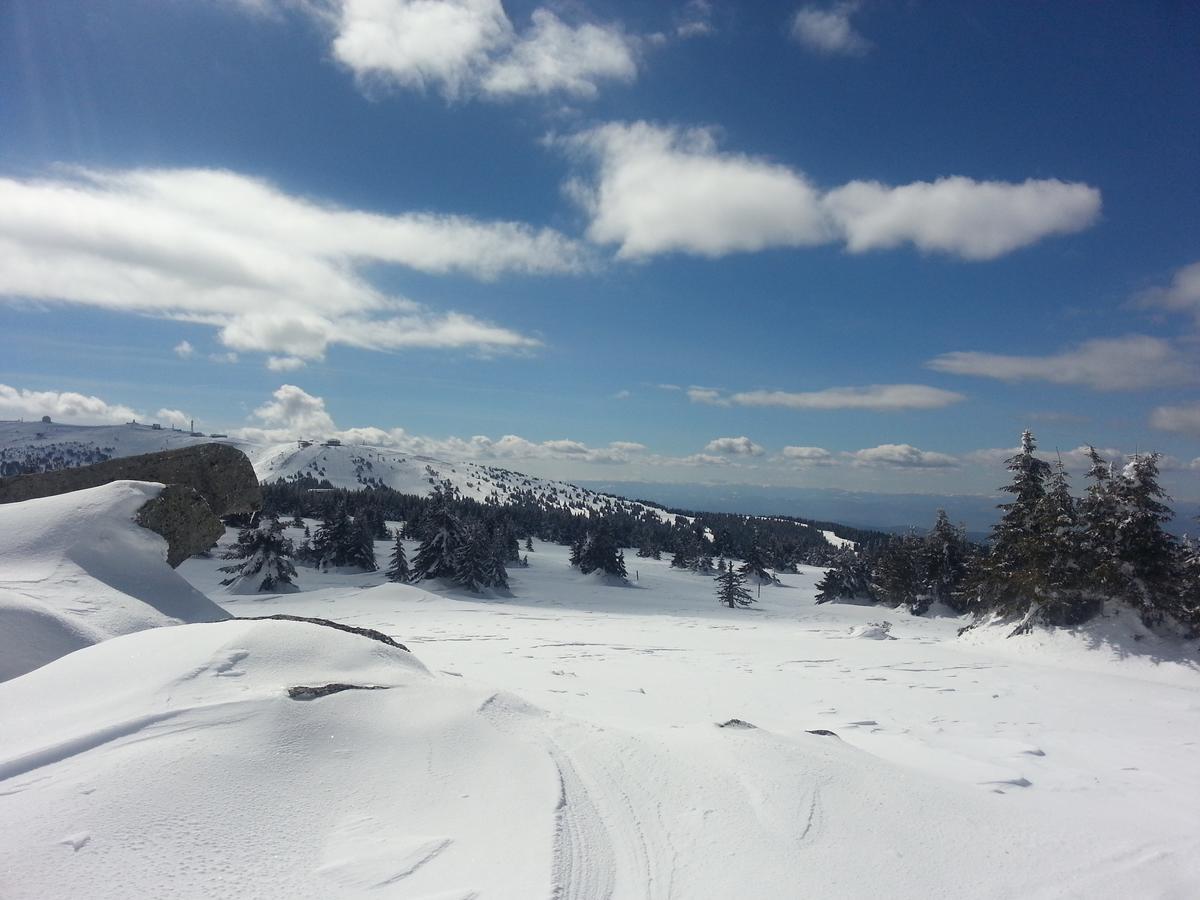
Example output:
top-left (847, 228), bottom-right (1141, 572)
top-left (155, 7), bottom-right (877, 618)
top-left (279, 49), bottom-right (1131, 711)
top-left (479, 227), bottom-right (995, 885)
top-left (239, 614), bottom-right (410, 651)
top-left (136, 485), bottom-right (227, 568)
top-left (287, 684), bottom-right (390, 700)
top-left (0, 443), bottom-right (261, 516)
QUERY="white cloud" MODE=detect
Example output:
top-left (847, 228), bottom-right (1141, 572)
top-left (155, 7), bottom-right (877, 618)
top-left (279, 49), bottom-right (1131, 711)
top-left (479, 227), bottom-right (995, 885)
top-left (822, 176), bottom-right (1101, 260)
top-left (790, 2), bottom-right (869, 56)
top-left (704, 436), bottom-right (764, 456)
top-left (0, 383), bottom-right (139, 425)
top-left (612, 389), bottom-right (631, 400)
top-left (0, 167), bottom-right (571, 360)
top-left (248, 384), bottom-right (338, 439)
top-left (560, 122), bottom-right (829, 259)
top-left (481, 9), bottom-right (637, 99)
top-left (655, 383), bottom-right (682, 392)
top-left (687, 386), bottom-right (731, 406)
top-left (848, 443), bottom-right (958, 469)
top-left (781, 445), bottom-right (834, 465)
top-left (155, 408), bottom-right (192, 429)
top-left (306, 0), bottom-right (640, 101)
top-left (1150, 403), bottom-right (1200, 436)
top-left (693, 384), bottom-right (964, 411)
top-left (559, 122), bottom-right (1099, 260)
top-left (675, 453), bottom-right (731, 467)
top-left (1136, 260), bottom-right (1200, 325)
top-left (676, 0), bottom-right (715, 38)
top-left (173, 340), bottom-right (195, 358)
top-left (266, 355), bottom-right (307, 372)
top-left (208, 352), bottom-right (240, 365)
top-left (927, 335), bottom-right (1198, 391)
top-left (609, 441), bottom-right (646, 452)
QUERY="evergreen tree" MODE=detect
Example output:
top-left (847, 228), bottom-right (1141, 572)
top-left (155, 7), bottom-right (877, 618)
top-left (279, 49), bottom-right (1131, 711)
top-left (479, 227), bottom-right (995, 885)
top-left (873, 535), bottom-right (925, 613)
top-left (311, 505), bottom-right (354, 571)
top-left (1077, 447), bottom-right (1121, 599)
top-left (815, 552), bottom-right (875, 604)
top-left (290, 512), bottom-right (304, 528)
top-left (739, 534), bottom-right (776, 585)
top-left (973, 430), bottom-right (1054, 619)
top-left (220, 516), bottom-right (298, 593)
top-left (922, 510), bottom-right (971, 613)
top-left (345, 517), bottom-right (378, 571)
top-left (386, 531), bottom-right (410, 583)
top-left (1109, 453), bottom-right (1180, 625)
top-left (715, 566), bottom-right (754, 608)
top-left (484, 531), bottom-right (511, 590)
top-left (575, 528), bottom-right (626, 577)
top-left (525, 536), bottom-right (534, 552)
top-left (453, 521), bottom-right (491, 592)
top-left (411, 500), bottom-right (463, 582)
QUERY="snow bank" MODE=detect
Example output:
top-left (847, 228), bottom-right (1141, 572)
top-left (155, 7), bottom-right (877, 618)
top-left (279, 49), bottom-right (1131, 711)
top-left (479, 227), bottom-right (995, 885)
top-left (0, 480), bottom-right (228, 682)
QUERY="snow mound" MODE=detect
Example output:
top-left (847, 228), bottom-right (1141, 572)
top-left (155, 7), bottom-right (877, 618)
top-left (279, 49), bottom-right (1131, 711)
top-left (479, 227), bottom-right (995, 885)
top-left (0, 480), bottom-right (229, 682)
top-left (847, 621), bottom-right (896, 640)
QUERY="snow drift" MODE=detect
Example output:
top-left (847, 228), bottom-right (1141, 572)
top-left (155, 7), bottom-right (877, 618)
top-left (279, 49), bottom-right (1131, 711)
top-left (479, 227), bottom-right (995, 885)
top-left (0, 480), bottom-right (229, 682)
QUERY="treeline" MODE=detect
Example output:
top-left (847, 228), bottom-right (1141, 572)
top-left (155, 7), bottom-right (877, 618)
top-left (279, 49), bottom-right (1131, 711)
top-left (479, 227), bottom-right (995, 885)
top-left (258, 474), bottom-right (883, 570)
top-left (817, 432), bottom-right (1200, 635)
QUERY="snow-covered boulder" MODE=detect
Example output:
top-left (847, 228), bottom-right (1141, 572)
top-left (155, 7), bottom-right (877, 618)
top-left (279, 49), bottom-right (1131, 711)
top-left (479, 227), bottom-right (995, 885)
top-left (0, 480), bottom-right (230, 682)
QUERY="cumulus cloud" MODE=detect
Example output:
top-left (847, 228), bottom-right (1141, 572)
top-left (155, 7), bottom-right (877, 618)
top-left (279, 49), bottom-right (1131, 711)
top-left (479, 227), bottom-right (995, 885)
top-left (790, 2), bottom-right (870, 56)
top-left (1150, 403), bottom-right (1200, 436)
top-left (229, 384), bottom-right (648, 465)
top-left (1136, 259), bottom-right (1200, 325)
top-left (690, 383), bottom-right (964, 411)
top-left (558, 121), bottom-right (1099, 260)
top-left (155, 408), bottom-right (192, 429)
top-left (704, 436), bottom-right (764, 456)
top-left (0, 383), bottom-right (139, 425)
top-left (173, 340), bottom-right (195, 358)
top-left (0, 167), bottom-right (574, 360)
top-left (559, 122), bottom-right (829, 259)
top-left (296, 0), bottom-right (640, 101)
top-left (927, 335), bottom-right (1198, 391)
top-left (823, 176), bottom-right (1101, 260)
top-left (848, 443), bottom-right (958, 469)
top-left (781, 445), bottom-right (834, 465)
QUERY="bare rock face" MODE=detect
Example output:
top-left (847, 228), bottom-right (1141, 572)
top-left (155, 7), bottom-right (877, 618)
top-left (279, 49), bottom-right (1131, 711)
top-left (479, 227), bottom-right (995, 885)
top-left (135, 484), bottom-right (227, 567)
top-left (0, 443), bottom-right (261, 516)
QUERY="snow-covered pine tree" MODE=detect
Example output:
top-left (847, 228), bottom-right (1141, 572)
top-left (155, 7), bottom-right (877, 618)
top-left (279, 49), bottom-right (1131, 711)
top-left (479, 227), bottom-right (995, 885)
top-left (452, 521), bottom-right (491, 592)
top-left (715, 565), bottom-right (754, 608)
top-left (345, 517), bottom-right (378, 571)
top-left (922, 510), bottom-right (971, 613)
top-left (220, 516), bottom-right (298, 593)
top-left (485, 530), bottom-right (510, 590)
top-left (411, 500), bottom-right (462, 582)
top-left (312, 505), bottom-right (353, 571)
top-left (1109, 453), bottom-right (1180, 625)
top-left (738, 534), bottom-right (776, 585)
top-left (1077, 447), bottom-right (1120, 599)
top-left (525, 536), bottom-right (534, 552)
top-left (1028, 461), bottom-right (1096, 627)
top-left (577, 528), bottom-right (626, 577)
top-left (973, 430), bottom-right (1054, 620)
top-left (815, 551), bottom-right (874, 604)
top-left (873, 535), bottom-right (925, 613)
top-left (386, 531), bottom-right (410, 583)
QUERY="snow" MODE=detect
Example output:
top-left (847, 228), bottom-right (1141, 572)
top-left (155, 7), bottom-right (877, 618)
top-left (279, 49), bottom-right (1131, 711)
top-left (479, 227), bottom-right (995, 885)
top-left (2, 519), bottom-right (1199, 897)
top-left (0, 480), bottom-right (229, 682)
top-left (820, 528), bottom-right (856, 550)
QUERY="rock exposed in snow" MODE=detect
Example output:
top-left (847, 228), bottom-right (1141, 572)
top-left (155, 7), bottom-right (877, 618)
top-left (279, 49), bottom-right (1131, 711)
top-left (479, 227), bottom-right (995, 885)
top-left (134, 484), bottom-right (225, 567)
top-left (0, 442), bottom-right (261, 517)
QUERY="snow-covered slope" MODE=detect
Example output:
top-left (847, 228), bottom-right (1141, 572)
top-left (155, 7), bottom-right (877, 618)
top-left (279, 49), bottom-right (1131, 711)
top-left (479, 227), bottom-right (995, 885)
top-left (0, 420), bottom-right (696, 527)
top-left (0, 480), bottom-right (229, 682)
top-left (5, 545), bottom-right (1199, 898)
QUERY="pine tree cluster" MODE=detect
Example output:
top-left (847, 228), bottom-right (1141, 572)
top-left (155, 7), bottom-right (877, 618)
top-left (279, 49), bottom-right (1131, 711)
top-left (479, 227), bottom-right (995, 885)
top-left (409, 496), bottom-right (514, 592)
top-left (815, 432), bottom-right (1200, 635)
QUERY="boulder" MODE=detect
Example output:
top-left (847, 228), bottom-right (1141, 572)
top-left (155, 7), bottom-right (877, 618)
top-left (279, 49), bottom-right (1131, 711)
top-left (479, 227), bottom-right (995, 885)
top-left (135, 484), bottom-right (227, 568)
top-left (0, 443), bottom-right (261, 516)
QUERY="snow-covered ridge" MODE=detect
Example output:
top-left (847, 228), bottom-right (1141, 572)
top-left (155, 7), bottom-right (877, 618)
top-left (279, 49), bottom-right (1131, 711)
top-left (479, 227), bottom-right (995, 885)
top-left (0, 421), bottom-right (870, 547)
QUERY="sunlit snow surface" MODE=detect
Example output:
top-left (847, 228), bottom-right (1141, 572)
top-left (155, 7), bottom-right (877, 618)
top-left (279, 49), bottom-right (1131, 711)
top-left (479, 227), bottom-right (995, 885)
top-left (1, 519), bottom-right (1199, 898)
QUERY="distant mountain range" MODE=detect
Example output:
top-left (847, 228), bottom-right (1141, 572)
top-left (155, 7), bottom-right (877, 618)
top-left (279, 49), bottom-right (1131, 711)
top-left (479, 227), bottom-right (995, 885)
top-left (576, 480), bottom-right (1200, 540)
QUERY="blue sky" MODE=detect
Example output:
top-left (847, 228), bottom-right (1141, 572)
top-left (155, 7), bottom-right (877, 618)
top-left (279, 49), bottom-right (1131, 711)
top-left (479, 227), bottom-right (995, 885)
top-left (2, 0), bottom-right (1199, 497)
